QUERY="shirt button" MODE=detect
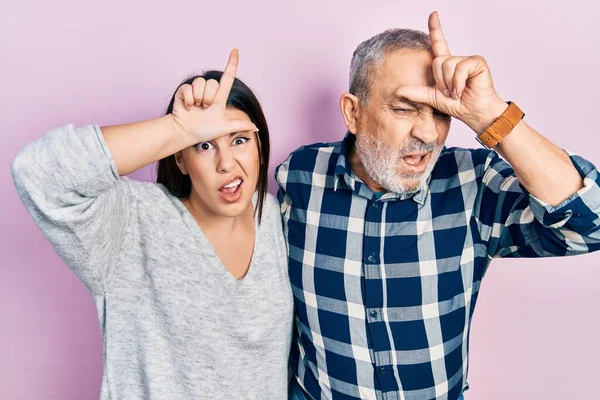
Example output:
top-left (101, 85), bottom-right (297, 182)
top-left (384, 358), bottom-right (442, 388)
top-left (367, 255), bottom-right (376, 263)
top-left (372, 202), bottom-right (379, 208)
top-left (379, 367), bottom-right (386, 375)
top-left (369, 310), bottom-right (378, 319)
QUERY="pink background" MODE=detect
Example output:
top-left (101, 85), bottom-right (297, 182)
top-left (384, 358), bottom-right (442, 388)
top-left (1, 1), bottom-right (599, 399)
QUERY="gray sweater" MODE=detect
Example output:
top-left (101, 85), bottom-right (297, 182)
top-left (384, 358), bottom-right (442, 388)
top-left (12, 124), bottom-right (294, 400)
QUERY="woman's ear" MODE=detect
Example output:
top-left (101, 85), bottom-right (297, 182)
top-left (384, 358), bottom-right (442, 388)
top-left (255, 131), bottom-right (263, 165)
top-left (340, 93), bottom-right (361, 135)
top-left (175, 151), bottom-right (189, 175)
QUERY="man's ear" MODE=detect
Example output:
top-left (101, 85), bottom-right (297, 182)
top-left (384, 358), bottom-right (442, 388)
top-left (175, 151), bottom-right (189, 175)
top-left (340, 93), bottom-right (361, 135)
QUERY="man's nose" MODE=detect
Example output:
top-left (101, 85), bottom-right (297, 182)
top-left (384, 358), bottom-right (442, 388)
top-left (409, 114), bottom-right (439, 145)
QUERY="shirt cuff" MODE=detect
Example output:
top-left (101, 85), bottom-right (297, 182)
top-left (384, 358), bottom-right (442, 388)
top-left (529, 153), bottom-right (600, 229)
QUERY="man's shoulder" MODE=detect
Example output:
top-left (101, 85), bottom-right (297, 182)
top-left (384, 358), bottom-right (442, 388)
top-left (277, 140), bottom-right (343, 172)
top-left (430, 146), bottom-right (504, 185)
top-left (439, 146), bottom-right (499, 169)
top-left (287, 140), bottom-right (344, 159)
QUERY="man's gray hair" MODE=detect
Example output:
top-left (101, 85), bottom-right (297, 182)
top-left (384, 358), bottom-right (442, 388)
top-left (349, 29), bottom-right (432, 105)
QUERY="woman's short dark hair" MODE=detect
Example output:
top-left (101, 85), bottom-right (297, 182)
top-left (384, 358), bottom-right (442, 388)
top-left (157, 71), bottom-right (270, 223)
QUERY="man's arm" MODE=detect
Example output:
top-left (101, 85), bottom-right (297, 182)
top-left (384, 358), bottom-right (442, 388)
top-left (399, 12), bottom-right (600, 257)
top-left (399, 12), bottom-right (586, 207)
top-left (474, 149), bottom-right (600, 258)
top-left (459, 91), bottom-right (583, 208)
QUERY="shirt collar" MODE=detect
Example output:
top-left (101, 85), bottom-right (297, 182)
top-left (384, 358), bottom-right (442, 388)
top-left (333, 132), bottom-right (430, 205)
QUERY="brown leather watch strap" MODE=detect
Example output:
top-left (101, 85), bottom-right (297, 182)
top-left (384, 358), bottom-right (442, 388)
top-left (476, 102), bottom-right (525, 148)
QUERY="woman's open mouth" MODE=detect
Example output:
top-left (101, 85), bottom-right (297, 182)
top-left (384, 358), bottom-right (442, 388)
top-left (218, 177), bottom-right (244, 203)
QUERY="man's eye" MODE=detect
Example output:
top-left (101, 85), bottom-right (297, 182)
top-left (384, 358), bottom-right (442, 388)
top-left (393, 108), bottom-right (413, 113)
top-left (434, 112), bottom-right (451, 120)
top-left (195, 142), bottom-right (214, 151)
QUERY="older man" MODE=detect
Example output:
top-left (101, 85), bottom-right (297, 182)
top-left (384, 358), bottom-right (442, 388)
top-left (276, 11), bottom-right (600, 400)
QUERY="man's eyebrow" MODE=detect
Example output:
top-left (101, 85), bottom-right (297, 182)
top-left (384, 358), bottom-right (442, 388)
top-left (390, 96), bottom-right (420, 107)
top-left (390, 95), bottom-right (449, 116)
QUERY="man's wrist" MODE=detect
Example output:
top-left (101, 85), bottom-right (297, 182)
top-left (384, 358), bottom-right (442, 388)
top-left (466, 97), bottom-right (509, 135)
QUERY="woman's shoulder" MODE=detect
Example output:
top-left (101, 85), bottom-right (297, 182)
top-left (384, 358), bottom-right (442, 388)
top-left (122, 179), bottom-right (180, 209)
top-left (255, 193), bottom-right (287, 262)
top-left (259, 193), bottom-right (281, 218)
top-left (264, 192), bottom-right (280, 208)
top-left (255, 193), bottom-right (283, 233)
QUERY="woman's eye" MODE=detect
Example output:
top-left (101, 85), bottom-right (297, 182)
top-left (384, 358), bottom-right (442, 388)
top-left (233, 137), bottom-right (249, 146)
top-left (195, 142), bottom-right (214, 151)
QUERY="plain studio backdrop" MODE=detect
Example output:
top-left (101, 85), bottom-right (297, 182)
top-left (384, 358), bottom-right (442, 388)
top-left (1, 0), bottom-right (598, 399)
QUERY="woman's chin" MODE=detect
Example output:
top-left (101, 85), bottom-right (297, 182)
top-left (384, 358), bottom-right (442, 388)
top-left (212, 197), bottom-right (254, 218)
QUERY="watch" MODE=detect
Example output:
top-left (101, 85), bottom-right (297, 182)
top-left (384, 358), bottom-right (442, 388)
top-left (476, 101), bottom-right (525, 149)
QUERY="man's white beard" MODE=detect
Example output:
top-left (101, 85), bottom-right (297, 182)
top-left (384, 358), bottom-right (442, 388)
top-left (354, 132), bottom-right (443, 195)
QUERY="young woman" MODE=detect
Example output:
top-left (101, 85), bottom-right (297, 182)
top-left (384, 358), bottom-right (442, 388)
top-left (12, 50), bottom-right (293, 399)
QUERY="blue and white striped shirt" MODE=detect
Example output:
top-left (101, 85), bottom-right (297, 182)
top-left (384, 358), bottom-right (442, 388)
top-left (276, 133), bottom-right (600, 400)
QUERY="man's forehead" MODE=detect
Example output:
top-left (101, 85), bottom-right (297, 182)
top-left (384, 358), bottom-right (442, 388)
top-left (376, 49), bottom-right (435, 90)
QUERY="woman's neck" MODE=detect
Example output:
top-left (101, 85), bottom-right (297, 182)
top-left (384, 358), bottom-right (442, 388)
top-left (181, 191), bottom-right (254, 234)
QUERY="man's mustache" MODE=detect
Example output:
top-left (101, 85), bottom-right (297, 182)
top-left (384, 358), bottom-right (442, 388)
top-left (395, 140), bottom-right (438, 157)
